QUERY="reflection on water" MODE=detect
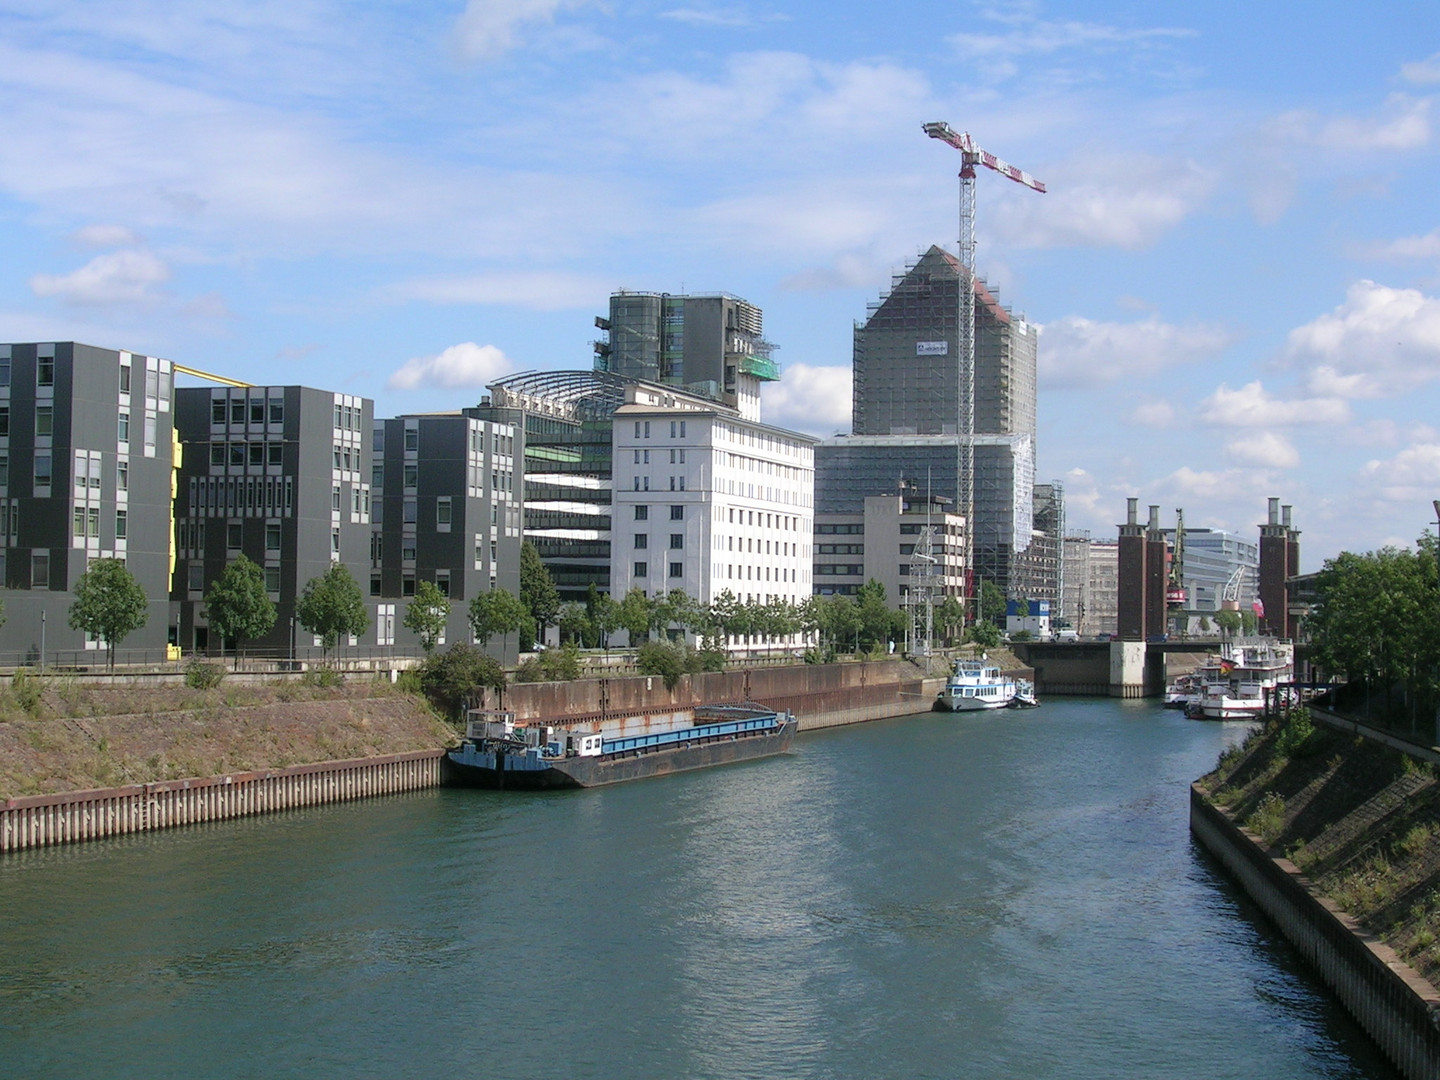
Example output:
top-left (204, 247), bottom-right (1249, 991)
top-left (0, 701), bottom-right (1401, 1079)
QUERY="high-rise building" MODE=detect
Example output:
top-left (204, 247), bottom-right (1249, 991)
top-left (1061, 535), bottom-right (1119, 638)
top-left (1013, 480), bottom-right (1065, 607)
top-left (370, 414), bottom-right (522, 653)
top-left (172, 386), bottom-right (373, 656)
top-left (820, 245), bottom-right (1040, 599)
top-left (594, 292), bottom-right (778, 420)
top-left (813, 491), bottom-right (966, 602)
top-left (0, 342), bottom-right (177, 662)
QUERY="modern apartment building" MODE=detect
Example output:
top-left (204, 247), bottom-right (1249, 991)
top-left (370, 413), bottom-right (522, 652)
top-left (0, 342), bottom-right (177, 662)
top-left (172, 386), bottom-right (373, 656)
top-left (594, 292), bottom-right (778, 420)
top-left (813, 491), bottom-right (966, 602)
top-left (608, 383), bottom-right (815, 652)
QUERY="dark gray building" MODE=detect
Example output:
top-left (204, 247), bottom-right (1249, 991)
top-left (0, 342), bottom-right (176, 663)
top-left (172, 386), bottom-right (373, 656)
top-left (371, 413), bottom-right (522, 652)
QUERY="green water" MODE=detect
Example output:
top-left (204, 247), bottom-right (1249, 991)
top-left (0, 699), bottom-right (1401, 1079)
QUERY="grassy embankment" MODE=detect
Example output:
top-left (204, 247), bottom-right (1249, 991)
top-left (0, 673), bottom-right (455, 801)
top-left (1197, 709), bottom-right (1440, 986)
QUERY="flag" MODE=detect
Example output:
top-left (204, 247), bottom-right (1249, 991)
top-left (1252, 598), bottom-right (1265, 617)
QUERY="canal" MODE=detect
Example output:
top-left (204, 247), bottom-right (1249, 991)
top-left (0, 698), bottom-right (1402, 1078)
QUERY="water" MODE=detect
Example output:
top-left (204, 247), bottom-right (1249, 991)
top-left (0, 699), bottom-right (1402, 1079)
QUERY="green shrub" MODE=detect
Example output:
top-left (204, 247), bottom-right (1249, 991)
top-left (12, 670), bottom-right (43, 716)
top-left (636, 640), bottom-right (688, 690)
top-left (302, 665), bottom-right (345, 689)
top-left (1275, 706), bottom-right (1315, 758)
top-left (969, 623), bottom-right (1002, 648)
top-left (416, 644), bottom-right (506, 720)
top-left (1246, 791), bottom-right (1286, 846)
top-left (514, 644), bottom-right (583, 684)
top-left (394, 668), bottom-right (423, 694)
top-left (185, 660), bottom-right (227, 690)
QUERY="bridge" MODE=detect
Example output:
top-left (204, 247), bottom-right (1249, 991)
top-left (1008, 639), bottom-right (1214, 698)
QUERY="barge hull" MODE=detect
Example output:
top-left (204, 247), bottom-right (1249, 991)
top-left (446, 719), bottom-right (797, 791)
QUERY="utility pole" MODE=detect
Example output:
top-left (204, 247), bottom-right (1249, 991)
top-left (922, 123), bottom-right (1045, 622)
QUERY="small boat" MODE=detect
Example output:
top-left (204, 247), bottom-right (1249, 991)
top-left (1195, 640), bottom-right (1294, 720)
top-left (1008, 678), bottom-right (1039, 709)
top-left (446, 703), bottom-right (797, 790)
top-left (936, 655), bottom-right (1019, 712)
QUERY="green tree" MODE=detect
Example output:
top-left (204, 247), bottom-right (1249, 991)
top-left (590, 591), bottom-right (621, 654)
top-left (936, 595), bottom-right (967, 647)
top-left (856, 579), bottom-right (894, 653)
top-left (468, 587), bottom-right (527, 654)
top-left (295, 564), bottom-right (368, 660)
top-left (519, 541), bottom-right (561, 642)
top-left (969, 621), bottom-right (1002, 648)
top-left (618, 587), bottom-right (653, 646)
top-left (416, 643), bottom-right (507, 720)
top-left (403, 579), bottom-right (450, 654)
top-left (1214, 609), bottom-right (1242, 637)
top-left (979, 580), bottom-right (1007, 626)
top-left (204, 555), bottom-right (277, 667)
top-left (825, 594), bottom-right (862, 653)
top-left (68, 558), bottom-right (149, 670)
top-left (556, 601), bottom-right (590, 646)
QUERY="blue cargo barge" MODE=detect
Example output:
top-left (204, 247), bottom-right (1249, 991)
top-left (446, 703), bottom-right (798, 789)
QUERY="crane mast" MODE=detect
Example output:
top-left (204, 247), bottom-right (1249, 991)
top-left (922, 123), bottom-right (1044, 621)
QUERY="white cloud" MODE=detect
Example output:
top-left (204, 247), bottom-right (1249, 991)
top-left (453, 0), bottom-right (583, 60)
top-left (992, 153), bottom-right (1214, 250)
top-left (71, 224), bottom-right (143, 248)
top-left (387, 342), bottom-right (516, 391)
top-left (1370, 228), bottom-right (1440, 260)
top-left (1198, 381), bottom-right (1349, 428)
top-left (780, 253), bottom-right (889, 292)
top-left (30, 249), bottom-right (170, 305)
top-left (659, 7), bottom-right (777, 28)
top-left (1401, 52), bottom-right (1440, 86)
top-left (949, 16), bottom-right (1193, 59)
top-left (1358, 443), bottom-right (1440, 504)
top-left (1224, 431), bottom-right (1300, 469)
top-left (1038, 314), bottom-right (1231, 389)
top-left (388, 271), bottom-right (610, 310)
top-left (759, 362), bottom-right (850, 436)
top-left (1271, 93), bottom-right (1431, 151)
top-left (1284, 280), bottom-right (1440, 397)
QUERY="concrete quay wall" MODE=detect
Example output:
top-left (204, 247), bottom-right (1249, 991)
top-left (1, 750), bottom-right (443, 854)
top-left (1190, 786), bottom-right (1440, 1080)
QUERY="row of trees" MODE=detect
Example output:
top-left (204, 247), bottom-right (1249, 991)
top-left (1305, 535), bottom-right (1440, 728)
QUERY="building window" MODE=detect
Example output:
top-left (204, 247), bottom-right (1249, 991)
top-left (669, 534), bottom-right (683, 549)
top-left (268, 442), bottom-right (283, 466)
top-left (633, 561), bottom-right (648, 577)
top-left (402, 539), bottom-right (416, 562)
top-left (265, 523), bottom-right (281, 551)
top-left (678, 476), bottom-right (686, 491)
top-left (188, 563), bottom-right (204, 591)
top-left (230, 399), bottom-right (245, 425)
top-left (36, 357), bottom-right (54, 388)
top-left (31, 552), bottom-right (48, 588)
top-left (437, 497), bottom-right (452, 526)
top-left (269, 398), bottom-right (284, 424)
top-left (634, 533), bottom-right (648, 549)
top-left (332, 485), bottom-right (342, 511)
top-left (0, 358), bottom-right (9, 386)
top-left (404, 428), bottom-right (418, 452)
top-left (34, 454), bottom-right (51, 487)
top-left (402, 575), bottom-right (416, 596)
top-left (0, 406), bottom-right (8, 436)
top-left (370, 574), bottom-right (382, 597)
top-left (230, 443), bottom-right (245, 467)
top-left (265, 565), bottom-right (281, 594)
top-left (635, 505), bottom-right (648, 521)
top-left (669, 562), bottom-right (683, 578)
top-left (224, 522), bottom-right (243, 550)
top-left (118, 365), bottom-right (130, 393)
top-left (435, 570), bottom-right (451, 597)
top-left (331, 527), bottom-right (341, 558)
top-left (403, 464), bottom-right (418, 489)
top-left (212, 398), bottom-right (226, 424)
top-left (73, 506), bottom-right (85, 539)
top-left (0, 455), bottom-right (8, 487)
top-left (644, 421), bottom-right (651, 438)
top-left (670, 505), bottom-right (684, 520)
top-left (403, 499), bottom-right (417, 524)
top-left (35, 406), bottom-right (53, 437)
top-left (634, 422), bottom-right (641, 438)
top-left (115, 509), bottom-right (127, 539)
top-left (250, 399), bottom-right (265, 425)
top-left (249, 443), bottom-right (264, 466)
top-left (87, 506), bottom-right (99, 538)
top-left (116, 412), bottom-right (131, 443)
top-left (210, 443), bottom-right (225, 467)
top-left (372, 464), bottom-right (384, 489)
top-left (680, 421), bottom-right (686, 437)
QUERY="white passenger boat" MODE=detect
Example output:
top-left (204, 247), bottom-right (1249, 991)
top-left (1195, 640), bottom-right (1294, 720)
top-left (936, 656), bottom-right (1019, 712)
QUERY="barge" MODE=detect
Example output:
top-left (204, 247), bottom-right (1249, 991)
top-left (446, 703), bottom-right (798, 790)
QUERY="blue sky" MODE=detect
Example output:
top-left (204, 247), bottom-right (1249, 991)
top-left (2, 0), bottom-right (1438, 568)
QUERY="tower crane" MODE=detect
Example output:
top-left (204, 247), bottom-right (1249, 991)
top-left (922, 123), bottom-right (1045, 619)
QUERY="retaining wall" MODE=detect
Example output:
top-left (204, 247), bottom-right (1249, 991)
top-left (1, 750), bottom-right (443, 854)
top-left (1190, 786), bottom-right (1440, 1080)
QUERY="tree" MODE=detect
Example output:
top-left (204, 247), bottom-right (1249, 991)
top-left (936, 596), bottom-right (967, 647)
top-left (519, 541), bottom-right (561, 643)
top-left (295, 564), bottom-right (369, 660)
top-left (1214, 610), bottom-right (1242, 637)
top-left (590, 591), bottom-right (621, 654)
top-left (857, 579), bottom-right (894, 653)
top-left (416, 643), bottom-right (507, 720)
top-left (468, 587), bottom-right (527, 654)
top-left (969, 621), bottom-right (1002, 648)
top-left (204, 555), bottom-right (276, 667)
top-left (556, 601), bottom-right (590, 646)
top-left (403, 579), bottom-right (450, 654)
top-left (618, 587), bottom-right (653, 646)
top-left (979, 580), bottom-right (1007, 626)
top-left (68, 558), bottom-right (148, 670)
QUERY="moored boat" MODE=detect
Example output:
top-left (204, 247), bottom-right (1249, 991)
top-left (446, 703), bottom-right (797, 790)
top-left (1194, 640), bottom-right (1294, 720)
top-left (936, 655), bottom-right (1020, 712)
top-left (1008, 678), bottom-right (1040, 709)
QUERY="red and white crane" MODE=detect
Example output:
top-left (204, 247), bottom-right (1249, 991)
top-left (922, 122), bottom-right (1045, 611)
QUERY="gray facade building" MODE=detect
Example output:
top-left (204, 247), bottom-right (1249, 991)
top-left (1013, 481), bottom-right (1065, 609)
top-left (814, 492), bottom-right (966, 602)
top-left (1060, 536), bottom-right (1119, 637)
top-left (1160, 527), bottom-right (1258, 614)
top-left (370, 414), bottom-right (522, 653)
top-left (172, 386), bottom-right (373, 656)
top-left (0, 342), bottom-right (177, 662)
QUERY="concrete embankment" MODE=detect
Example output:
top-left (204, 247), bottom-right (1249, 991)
top-left (1191, 711), bottom-right (1440, 1080)
top-left (1, 660), bottom-right (941, 853)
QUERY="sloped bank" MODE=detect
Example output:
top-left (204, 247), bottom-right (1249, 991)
top-left (1191, 711), bottom-right (1440, 1080)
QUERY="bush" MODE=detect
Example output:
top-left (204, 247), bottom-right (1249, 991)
top-left (417, 643), bottom-right (507, 720)
top-left (12, 670), bottom-right (43, 716)
top-left (636, 640), bottom-right (689, 690)
top-left (302, 665), bottom-right (345, 689)
top-left (1009, 629), bottom-right (1033, 642)
top-left (394, 668), bottom-right (423, 694)
top-left (1274, 706), bottom-right (1316, 758)
top-left (1246, 791), bottom-right (1286, 846)
top-left (969, 623), bottom-right (1002, 648)
top-left (515, 644), bottom-right (583, 684)
top-left (185, 660), bottom-right (226, 690)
